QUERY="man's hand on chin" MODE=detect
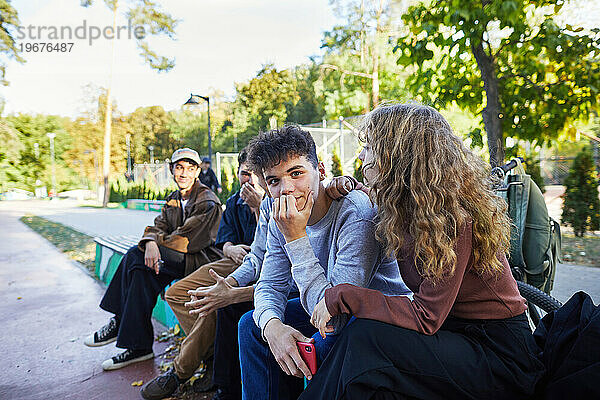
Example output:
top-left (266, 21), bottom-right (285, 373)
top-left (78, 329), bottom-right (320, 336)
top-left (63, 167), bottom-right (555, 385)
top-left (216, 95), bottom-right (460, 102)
top-left (273, 192), bottom-right (314, 243)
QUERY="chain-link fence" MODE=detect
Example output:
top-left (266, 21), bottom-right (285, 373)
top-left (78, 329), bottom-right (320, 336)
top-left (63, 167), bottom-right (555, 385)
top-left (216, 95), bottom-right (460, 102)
top-left (301, 117), bottom-right (363, 177)
top-left (541, 155), bottom-right (600, 185)
top-left (133, 162), bottom-right (172, 188)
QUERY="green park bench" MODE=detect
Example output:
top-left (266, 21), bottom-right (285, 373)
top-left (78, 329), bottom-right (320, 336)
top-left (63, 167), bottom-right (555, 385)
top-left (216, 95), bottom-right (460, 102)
top-left (125, 199), bottom-right (166, 212)
top-left (94, 235), bottom-right (180, 329)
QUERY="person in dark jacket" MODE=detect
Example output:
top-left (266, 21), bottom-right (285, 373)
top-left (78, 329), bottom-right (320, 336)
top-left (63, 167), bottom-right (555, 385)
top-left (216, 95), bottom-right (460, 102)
top-left (84, 148), bottom-right (223, 371)
top-left (199, 157), bottom-right (222, 194)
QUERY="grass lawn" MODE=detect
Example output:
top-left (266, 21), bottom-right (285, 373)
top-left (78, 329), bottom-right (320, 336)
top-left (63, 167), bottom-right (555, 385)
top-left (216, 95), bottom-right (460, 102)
top-left (20, 215), bottom-right (97, 275)
top-left (561, 232), bottom-right (600, 268)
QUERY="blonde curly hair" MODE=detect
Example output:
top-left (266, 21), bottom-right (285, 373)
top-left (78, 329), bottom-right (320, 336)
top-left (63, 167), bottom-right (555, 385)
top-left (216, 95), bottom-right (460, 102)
top-left (361, 103), bottom-right (511, 281)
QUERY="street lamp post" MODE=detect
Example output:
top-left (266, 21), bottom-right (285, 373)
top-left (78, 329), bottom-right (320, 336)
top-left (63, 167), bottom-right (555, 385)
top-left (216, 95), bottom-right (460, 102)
top-left (183, 93), bottom-right (212, 161)
top-left (148, 145), bottom-right (154, 164)
top-left (47, 132), bottom-right (57, 198)
top-left (126, 134), bottom-right (132, 179)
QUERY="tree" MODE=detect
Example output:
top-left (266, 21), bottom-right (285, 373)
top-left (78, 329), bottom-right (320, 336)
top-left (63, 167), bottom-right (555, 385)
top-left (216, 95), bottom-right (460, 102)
top-left (64, 118), bottom-right (103, 186)
top-left (317, 0), bottom-right (411, 117)
top-left (180, 89), bottom-right (232, 154)
top-left (0, 0), bottom-right (25, 86)
top-left (395, 0), bottom-right (600, 166)
top-left (523, 154), bottom-right (545, 193)
top-left (331, 146), bottom-right (343, 177)
top-left (353, 157), bottom-right (364, 183)
top-left (227, 65), bottom-right (301, 148)
top-left (63, 88), bottom-right (129, 185)
top-left (3, 113), bottom-right (80, 192)
top-left (285, 63), bottom-right (325, 125)
top-left (0, 120), bottom-right (24, 191)
top-left (80, 0), bottom-right (178, 206)
top-left (126, 106), bottom-right (174, 163)
top-left (562, 146), bottom-right (600, 236)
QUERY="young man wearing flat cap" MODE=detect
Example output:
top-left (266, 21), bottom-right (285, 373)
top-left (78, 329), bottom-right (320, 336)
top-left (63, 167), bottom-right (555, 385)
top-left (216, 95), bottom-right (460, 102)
top-left (84, 148), bottom-right (223, 371)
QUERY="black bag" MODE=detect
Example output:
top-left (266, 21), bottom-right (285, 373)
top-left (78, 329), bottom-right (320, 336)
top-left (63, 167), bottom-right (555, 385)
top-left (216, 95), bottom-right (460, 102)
top-left (533, 291), bottom-right (600, 399)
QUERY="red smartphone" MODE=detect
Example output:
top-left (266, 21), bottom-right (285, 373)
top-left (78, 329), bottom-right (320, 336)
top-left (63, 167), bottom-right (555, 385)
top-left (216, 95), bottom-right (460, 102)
top-left (297, 341), bottom-right (317, 375)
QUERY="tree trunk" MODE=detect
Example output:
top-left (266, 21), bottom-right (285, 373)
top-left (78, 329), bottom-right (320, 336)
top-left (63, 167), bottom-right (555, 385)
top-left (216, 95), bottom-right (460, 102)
top-left (472, 41), bottom-right (504, 166)
top-left (360, 0), bottom-right (366, 67)
top-left (371, 0), bottom-right (383, 108)
top-left (102, 2), bottom-right (118, 207)
top-left (372, 45), bottom-right (379, 108)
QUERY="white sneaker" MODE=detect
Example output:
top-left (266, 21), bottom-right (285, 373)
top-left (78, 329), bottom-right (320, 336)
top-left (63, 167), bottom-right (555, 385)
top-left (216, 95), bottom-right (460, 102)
top-left (101, 349), bottom-right (154, 371)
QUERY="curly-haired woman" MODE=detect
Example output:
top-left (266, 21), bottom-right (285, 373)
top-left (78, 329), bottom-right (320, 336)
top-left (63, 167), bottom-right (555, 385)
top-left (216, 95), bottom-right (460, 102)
top-left (300, 104), bottom-right (544, 400)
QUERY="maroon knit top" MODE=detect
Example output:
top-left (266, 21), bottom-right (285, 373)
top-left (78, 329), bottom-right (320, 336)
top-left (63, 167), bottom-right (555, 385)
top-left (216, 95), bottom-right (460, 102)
top-left (324, 221), bottom-right (526, 335)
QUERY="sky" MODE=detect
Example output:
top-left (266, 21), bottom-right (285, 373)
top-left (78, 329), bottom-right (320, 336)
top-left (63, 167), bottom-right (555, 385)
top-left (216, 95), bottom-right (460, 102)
top-left (1, 0), bottom-right (337, 118)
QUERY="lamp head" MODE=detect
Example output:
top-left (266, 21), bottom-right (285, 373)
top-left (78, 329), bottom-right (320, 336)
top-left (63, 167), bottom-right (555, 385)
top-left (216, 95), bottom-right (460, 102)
top-left (183, 93), bottom-right (209, 105)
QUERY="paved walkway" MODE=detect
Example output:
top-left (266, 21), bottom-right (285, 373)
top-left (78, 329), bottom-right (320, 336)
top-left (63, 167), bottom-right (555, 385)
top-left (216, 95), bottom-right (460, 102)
top-left (0, 199), bottom-right (160, 238)
top-left (0, 203), bottom-right (169, 400)
top-left (553, 263), bottom-right (600, 304)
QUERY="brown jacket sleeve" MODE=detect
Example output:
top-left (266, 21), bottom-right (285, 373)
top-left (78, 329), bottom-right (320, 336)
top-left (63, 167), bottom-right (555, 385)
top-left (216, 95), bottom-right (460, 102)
top-left (139, 204), bottom-right (172, 249)
top-left (325, 222), bottom-right (473, 335)
top-left (140, 199), bottom-right (222, 254)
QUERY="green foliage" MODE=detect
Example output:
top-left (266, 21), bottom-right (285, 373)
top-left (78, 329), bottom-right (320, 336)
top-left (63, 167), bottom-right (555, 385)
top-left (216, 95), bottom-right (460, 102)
top-left (230, 165), bottom-right (241, 194)
top-left (126, 105), bottom-right (177, 163)
top-left (0, 0), bottom-right (25, 86)
top-left (108, 177), bottom-right (173, 202)
top-left (1, 113), bottom-right (81, 192)
top-left (562, 147), bottom-right (600, 236)
top-left (82, 0), bottom-right (177, 72)
top-left (353, 157), bottom-right (364, 183)
top-left (0, 121), bottom-right (24, 191)
top-left (224, 64), bottom-right (317, 150)
top-left (216, 165), bottom-right (240, 204)
top-left (331, 147), bottom-right (343, 177)
top-left (524, 155), bottom-right (546, 193)
top-left (395, 0), bottom-right (600, 162)
top-left (217, 167), bottom-right (231, 204)
top-left (318, 0), bottom-right (410, 116)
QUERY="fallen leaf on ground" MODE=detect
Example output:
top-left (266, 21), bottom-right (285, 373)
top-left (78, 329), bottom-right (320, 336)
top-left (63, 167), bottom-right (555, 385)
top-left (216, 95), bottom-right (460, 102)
top-left (131, 380), bottom-right (143, 386)
top-left (159, 361), bottom-right (173, 372)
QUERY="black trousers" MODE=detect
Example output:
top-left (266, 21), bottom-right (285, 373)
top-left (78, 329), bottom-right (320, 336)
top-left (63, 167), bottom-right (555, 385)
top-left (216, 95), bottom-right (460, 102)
top-left (213, 301), bottom-right (254, 399)
top-left (99, 245), bottom-right (185, 350)
top-left (299, 314), bottom-right (545, 400)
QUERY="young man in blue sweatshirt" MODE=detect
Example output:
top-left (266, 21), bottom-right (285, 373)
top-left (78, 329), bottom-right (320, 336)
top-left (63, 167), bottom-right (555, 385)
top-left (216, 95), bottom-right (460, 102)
top-left (238, 125), bottom-right (411, 400)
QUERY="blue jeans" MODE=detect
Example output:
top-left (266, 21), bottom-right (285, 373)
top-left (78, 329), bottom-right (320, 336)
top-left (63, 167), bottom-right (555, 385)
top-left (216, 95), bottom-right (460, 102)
top-left (238, 298), bottom-right (340, 400)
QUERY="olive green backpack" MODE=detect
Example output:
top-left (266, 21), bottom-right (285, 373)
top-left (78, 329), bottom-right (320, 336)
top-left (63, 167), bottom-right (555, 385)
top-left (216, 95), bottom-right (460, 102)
top-left (501, 159), bottom-right (562, 294)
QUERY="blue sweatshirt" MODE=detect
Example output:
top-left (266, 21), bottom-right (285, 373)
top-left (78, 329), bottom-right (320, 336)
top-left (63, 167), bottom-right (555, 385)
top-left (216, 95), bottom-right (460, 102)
top-left (253, 190), bottom-right (411, 334)
top-left (229, 197), bottom-right (273, 287)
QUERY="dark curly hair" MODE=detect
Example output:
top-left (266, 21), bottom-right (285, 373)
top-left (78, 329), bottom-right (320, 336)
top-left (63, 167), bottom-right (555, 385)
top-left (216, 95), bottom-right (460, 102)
top-left (247, 125), bottom-right (318, 174)
top-left (238, 146), bottom-right (249, 167)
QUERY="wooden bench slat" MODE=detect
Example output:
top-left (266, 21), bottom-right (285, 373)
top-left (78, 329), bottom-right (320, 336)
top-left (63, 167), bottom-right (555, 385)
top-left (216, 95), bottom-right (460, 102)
top-left (94, 235), bottom-right (139, 254)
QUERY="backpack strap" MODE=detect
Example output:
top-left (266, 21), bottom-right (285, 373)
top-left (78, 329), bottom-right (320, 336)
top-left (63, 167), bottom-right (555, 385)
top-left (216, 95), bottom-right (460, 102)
top-left (506, 159), bottom-right (531, 277)
top-left (541, 218), bottom-right (561, 293)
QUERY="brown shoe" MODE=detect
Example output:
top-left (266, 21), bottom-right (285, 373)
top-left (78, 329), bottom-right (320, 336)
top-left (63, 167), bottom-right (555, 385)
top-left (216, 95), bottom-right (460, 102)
top-left (140, 369), bottom-right (182, 400)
